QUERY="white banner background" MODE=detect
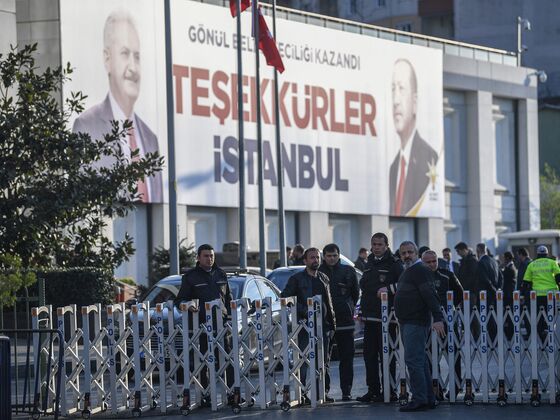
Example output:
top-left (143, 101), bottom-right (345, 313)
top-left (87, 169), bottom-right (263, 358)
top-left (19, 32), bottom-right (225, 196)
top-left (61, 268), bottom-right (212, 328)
top-left (61, 0), bottom-right (444, 217)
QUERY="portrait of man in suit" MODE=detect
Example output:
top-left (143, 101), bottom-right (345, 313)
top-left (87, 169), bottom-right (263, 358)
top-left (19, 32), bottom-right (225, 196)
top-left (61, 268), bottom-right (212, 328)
top-left (389, 59), bottom-right (438, 216)
top-left (72, 9), bottom-right (163, 202)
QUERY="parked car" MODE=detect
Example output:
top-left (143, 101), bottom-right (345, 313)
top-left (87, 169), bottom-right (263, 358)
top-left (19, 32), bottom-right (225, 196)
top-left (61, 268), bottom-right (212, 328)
top-left (126, 271), bottom-right (284, 365)
top-left (266, 260), bottom-right (364, 358)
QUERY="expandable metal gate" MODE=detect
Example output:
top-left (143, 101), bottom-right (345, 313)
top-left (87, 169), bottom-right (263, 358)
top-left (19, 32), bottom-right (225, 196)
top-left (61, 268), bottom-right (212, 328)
top-left (31, 295), bottom-right (327, 417)
top-left (28, 289), bottom-right (560, 417)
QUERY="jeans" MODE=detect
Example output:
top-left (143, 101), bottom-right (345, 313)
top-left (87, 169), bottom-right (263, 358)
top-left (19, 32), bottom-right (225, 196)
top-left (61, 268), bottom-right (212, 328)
top-left (298, 328), bottom-right (331, 394)
top-left (400, 323), bottom-right (434, 405)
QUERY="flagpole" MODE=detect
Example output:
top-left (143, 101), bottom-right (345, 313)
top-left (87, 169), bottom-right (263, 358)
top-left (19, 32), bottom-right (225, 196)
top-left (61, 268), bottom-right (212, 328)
top-left (253, 1), bottom-right (267, 276)
top-left (236, 0), bottom-right (247, 270)
top-left (271, 0), bottom-right (286, 267)
top-left (164, 0), bottom-right (179, 275)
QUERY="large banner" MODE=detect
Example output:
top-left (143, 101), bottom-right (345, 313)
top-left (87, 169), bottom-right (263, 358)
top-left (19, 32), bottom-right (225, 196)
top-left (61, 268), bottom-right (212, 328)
top-left (60, 0), bottom-right (168, 203)
top-left (61, 0), bottom-right (444, 217)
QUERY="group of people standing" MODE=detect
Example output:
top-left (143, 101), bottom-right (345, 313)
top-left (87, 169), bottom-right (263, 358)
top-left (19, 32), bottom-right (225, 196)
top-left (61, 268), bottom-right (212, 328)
top-left (174, 235), bottom-right (560, 412)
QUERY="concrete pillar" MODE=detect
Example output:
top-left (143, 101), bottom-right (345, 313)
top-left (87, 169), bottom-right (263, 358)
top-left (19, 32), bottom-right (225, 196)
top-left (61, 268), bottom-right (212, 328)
top-left (16, 0), bottom-right (61, 71)
top-left (298, 211), bottom-right (331, 249)
top-left (517, 98), bottom-right (541, 230)
top-left (357, 214), bottom-right (391, 249)
top-left (417, 218), bottom-right (446, 253)
top-left (466, 91), bottom-right (496, 245)
top-left (245, 208), bottom-right (260, 252)
top-left (0, 1), bottom-right (16, 55)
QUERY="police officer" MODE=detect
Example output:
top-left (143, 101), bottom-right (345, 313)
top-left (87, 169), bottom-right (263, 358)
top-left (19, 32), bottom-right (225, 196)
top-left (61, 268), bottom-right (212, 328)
top-left (319, 243), bottom-right (360, 401)
top-left (521, 245), bottom-right (560, 342)
top-left (357, 232), bottom-right (403, 402)
top-left (281, 247), bottom-right (336, 403)
top-left (174, 244), bottom-right (234, 406)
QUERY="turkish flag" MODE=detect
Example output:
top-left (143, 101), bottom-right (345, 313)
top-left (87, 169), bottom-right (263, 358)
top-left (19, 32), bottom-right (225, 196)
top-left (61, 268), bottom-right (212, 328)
top-left (229, 0), bottom-right (251, 17)
top-left (258, 7), bottom-right (285, 73)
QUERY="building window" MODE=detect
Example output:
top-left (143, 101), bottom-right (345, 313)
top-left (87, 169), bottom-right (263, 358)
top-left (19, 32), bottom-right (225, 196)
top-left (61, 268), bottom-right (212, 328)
top-left (350, 0), bottom-right (358, 14)
top-left (395, 22), bottom-right (412, 32)
top-left (492, 99), bottom-right (516, 192)
top-left (443, 91), bottom-right (467, 188)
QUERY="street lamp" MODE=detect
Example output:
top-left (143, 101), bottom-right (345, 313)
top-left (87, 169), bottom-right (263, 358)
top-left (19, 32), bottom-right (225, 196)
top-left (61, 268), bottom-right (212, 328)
top-left (517, 16), bottom-right (531, 66)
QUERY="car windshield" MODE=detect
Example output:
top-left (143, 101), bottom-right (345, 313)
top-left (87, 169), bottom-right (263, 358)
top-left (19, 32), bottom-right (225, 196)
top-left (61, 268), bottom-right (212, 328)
top-left (228, 278), bottom-right (244, 300)
top-left (142, 283), bottom-right (179, 305)
top-left (267, 268), bottom-right (304, 291)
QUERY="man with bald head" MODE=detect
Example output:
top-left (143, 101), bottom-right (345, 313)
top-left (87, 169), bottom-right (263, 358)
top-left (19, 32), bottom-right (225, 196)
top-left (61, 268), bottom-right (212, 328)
top-left (73, 9), bottom-right (162, 202)
top-left (389, 59), bottom-right (438, 216)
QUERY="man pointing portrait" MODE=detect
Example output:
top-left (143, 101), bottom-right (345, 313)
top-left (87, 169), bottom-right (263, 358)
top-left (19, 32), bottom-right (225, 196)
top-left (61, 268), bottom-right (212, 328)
top-left (73, 9), bottom-right (163, 202)
top-left (389, 59), bottom-right (438, 216)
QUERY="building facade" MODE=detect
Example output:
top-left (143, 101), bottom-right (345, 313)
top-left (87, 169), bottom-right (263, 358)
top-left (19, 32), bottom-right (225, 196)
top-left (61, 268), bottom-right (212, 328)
top-left (7, 0), bottom-right (540, 284)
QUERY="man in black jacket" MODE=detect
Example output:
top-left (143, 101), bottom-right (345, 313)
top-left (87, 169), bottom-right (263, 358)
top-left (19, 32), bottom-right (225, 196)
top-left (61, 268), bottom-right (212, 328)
top-left (502, 251), bottom-right (517, 339)
top-left (476, 243), bottom-right (503, 307)
top-left (455, 242), bottom-right (479, 305)
top-left (395, 241), bottom-right (445, 412)
top-left (319, 243), bottom-right (360, 401)
top-left (354, 248), bottom-right (368, 271)
top-left (422, 250), bottom-right (463, 397)
top-left (502, 251), bottom-right (517, 308)
top-left (174, 244), bottom-right (234, 406)
top-left (281, 247), bottom-right (336, 403)
top-left (357, 232), bottom-right (403, 403)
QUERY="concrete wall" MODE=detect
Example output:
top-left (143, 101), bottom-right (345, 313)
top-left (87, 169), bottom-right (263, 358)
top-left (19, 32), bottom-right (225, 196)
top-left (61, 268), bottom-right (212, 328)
top-left (0, 1), bottom-right (16, 55)
top-left (16, 0), bottom-right (60, 72)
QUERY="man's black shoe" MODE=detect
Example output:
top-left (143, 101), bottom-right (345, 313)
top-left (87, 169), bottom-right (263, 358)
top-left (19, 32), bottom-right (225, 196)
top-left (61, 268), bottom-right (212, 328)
top-left (324, 395), bottom-right (334, 403)
top-left (356, 392), bottom-right (383, 403)
top-left (399, 402), bottom-right (427, 412)
top-left (341, 395), bottom-right (352, 402)
top-left (428, 401), bottom-right (437, 409)
top-left (201, 397), bottom-right (211, 408)
top-left (390, 392), bottom-right (399, 402)
top-left (227, 395), bottom-right (246, 406)
top-left (300, 395), bottom-right (311, 406)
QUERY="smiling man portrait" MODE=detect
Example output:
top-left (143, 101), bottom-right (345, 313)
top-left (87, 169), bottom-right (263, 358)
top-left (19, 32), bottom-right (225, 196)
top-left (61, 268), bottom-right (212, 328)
top-left (72, 9), bottom-right (163, 202)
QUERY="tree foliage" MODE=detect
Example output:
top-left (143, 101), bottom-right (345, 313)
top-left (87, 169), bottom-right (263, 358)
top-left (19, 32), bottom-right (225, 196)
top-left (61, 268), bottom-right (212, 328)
top-left (150, 239), bottom-right (196, 285)
top-left (0, 254), bottom-right (36, 307)
top-left (540, 163), bottom-right (560, 229)
top-left (0, 44), bottom-right (164, 271)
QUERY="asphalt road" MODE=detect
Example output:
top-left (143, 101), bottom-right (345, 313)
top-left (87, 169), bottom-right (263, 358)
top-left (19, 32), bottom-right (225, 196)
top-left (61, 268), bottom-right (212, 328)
top-left (41, 358), bottom-right (555, 420)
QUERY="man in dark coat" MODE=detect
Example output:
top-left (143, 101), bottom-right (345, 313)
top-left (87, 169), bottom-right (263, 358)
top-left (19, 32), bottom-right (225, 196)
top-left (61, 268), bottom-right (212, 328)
top-left (438, 248), bottom-right (460, 275)
top-left (354, 247), bottom-right (368, 271)
top-left (422, 250), bottom-right (463, 396)
top-left (290, 244), bottom-right (305, 266)
top-left (281, 247), bottom-right (336, 403)
top-left (174, 244), bottom-right (233, 406)
top-left (357, 233), bottom-right (403, 403)
top-left (319, 243), bottom-right (360, 401)
top-left (476, 243), bottom-right (503, 307)
top-left (502, 251), bottom-right (518, 340)
top-left (502, 251), bottom-right (518, 308)
top-left (395, 241), bottom-right (445, 412)
top-left (454, 242), bottom-right (479, 305)
top-left (516, 247), bottom-right (532, 303)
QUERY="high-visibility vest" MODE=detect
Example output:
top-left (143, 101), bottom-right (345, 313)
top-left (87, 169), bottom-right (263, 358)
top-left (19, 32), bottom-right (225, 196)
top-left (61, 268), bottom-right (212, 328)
top-left (523, 257), bottom-right (560, 296)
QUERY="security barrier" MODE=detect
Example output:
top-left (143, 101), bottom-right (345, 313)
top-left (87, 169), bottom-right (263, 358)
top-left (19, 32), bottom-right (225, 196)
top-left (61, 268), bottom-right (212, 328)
top-left (24, 295), bottom-right (327, 417)
top-left (381, 290), bottom-right (560, 407)
top-left (16, 289), bottom-right (560, 417)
